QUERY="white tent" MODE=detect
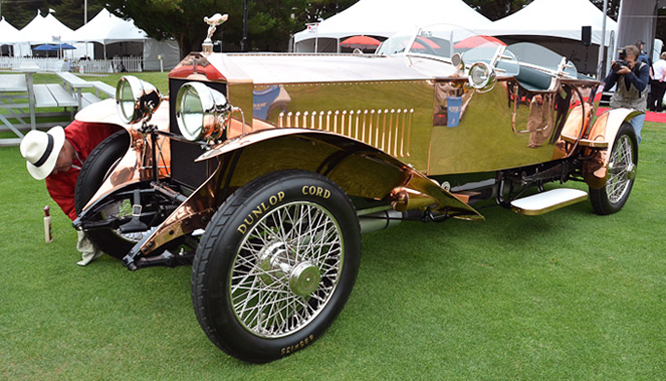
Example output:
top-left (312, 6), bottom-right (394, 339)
top-left (482, 0), bottom-right (617, 45)
top-left (74, 8), bottom-right (149, 60)
top-left (11, 10), bottom-right (91, 58)
top-left (293, 0), bottom-right (492, 53)
top-left (0, 16), bottom-right (21, 45)
top-left (478, 0), bottom-right (617, 74)
top-left (18, 10), bottom-right (77, 44)
top-left (75, 9), bottom-right (148, 45)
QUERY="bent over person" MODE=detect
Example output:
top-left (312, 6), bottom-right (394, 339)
top-left (20, 121), bottom-right (120, 265)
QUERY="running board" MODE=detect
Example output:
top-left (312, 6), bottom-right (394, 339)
top-left (511, 188), bottom-right (588, 216)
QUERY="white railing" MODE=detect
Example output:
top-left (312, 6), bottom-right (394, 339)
top-left (0, 57), bottom-right (66, 71)
top-left (0, 56), bottom-right (144, 73)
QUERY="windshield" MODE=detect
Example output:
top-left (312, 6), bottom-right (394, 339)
top-left (377, 25), bottom-right (506, 59)
top-left (376, 24), bottom-right (521, 77)
top-left (376, 24), bottom-right (582, 84)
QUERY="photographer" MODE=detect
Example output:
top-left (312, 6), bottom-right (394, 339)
top-left (603, 45), bottom-right (650, 144)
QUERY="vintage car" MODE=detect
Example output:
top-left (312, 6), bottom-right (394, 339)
top-left (72, 15), bottom-right (639, 363)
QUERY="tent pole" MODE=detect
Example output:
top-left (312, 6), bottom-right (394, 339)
top-left (598, 0), bottom-right (609, 79)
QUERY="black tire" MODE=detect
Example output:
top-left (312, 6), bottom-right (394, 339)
top-left (74, 130), bottom-right (147, 259)
top-left (191, 170), bottom-right (361, 363)
top-left (590, 122), bottom-right (638, 215)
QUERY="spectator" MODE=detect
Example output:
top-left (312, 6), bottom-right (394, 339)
top-left (603, 45), bottom-right (650, 144)
top-left (649, 52), bottom-right (666, 112)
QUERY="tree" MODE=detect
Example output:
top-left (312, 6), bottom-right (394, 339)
top-left (99, 0), bottom-right (360, 58)
top-left (464, 0), bottom-right (530, 21)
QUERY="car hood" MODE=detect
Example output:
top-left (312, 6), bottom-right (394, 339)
top-left (205, 53), bottom-right (457, 85)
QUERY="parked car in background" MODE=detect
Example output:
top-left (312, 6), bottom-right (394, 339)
top-left (72, 16), bottom-right (639, 363)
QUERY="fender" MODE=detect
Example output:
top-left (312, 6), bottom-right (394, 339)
top-left (583, 108), bottom-right (642, 189)
top-left (74, 99), bottom-right (172, 211)
top-left (131, 128), bottom-right (483, 258)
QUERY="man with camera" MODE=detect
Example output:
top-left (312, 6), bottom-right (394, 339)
top-left (603, 45), bottom-right (650, 144)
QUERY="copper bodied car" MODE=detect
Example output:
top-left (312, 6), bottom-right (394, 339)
top-left (73, 17), bottom-right (639, 363)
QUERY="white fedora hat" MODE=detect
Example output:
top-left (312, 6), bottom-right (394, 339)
top-left (20, 126), bottom-right (66, 180)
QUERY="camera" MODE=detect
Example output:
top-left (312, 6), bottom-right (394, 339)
top-left (611, 49), bottom-right (628, 72)
top-left (612, 59), bottom-right (629, 72)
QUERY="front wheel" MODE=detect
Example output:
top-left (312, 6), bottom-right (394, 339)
top-left (191, 170), bottom-right (361, 363)
top-left (589, 122), bottom-right (638, 215)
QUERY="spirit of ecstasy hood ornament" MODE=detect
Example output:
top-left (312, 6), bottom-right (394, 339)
top-left (202, 13), bottom-right (229, 55)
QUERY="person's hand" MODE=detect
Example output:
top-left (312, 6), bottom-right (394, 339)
top-left (534, 94), bottom-right (543, 106)
top-left (616, 66), bottom-right (631, 75)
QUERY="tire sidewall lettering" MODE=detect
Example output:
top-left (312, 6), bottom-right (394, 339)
top-left (236, 191), bottom-right (285, 234)
top-left (301, 185), bottom-right (331, 199)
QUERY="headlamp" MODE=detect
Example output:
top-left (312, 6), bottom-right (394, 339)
top-left (116, 76), bottom-right (162, 124)
top-left (468, 62), bottom-right (496, 92)
top-left (176, 82), bottom-right (231, 141)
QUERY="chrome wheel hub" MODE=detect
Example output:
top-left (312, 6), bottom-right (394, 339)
top-left (289, 262), bottom-right (321, 297)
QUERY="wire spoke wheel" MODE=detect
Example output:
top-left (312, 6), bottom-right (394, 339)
top-left (606, 134), bottom-right (634, 204)
top-left (192, 170), bottom-right (361, 363)
top-left (231, 201), bottom-right (343, 338)
top-left (590, 122), bottom-right (637, 215)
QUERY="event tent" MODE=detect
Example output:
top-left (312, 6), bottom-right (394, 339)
top-left (293, 0), bottom-right (492, 52)
top-left (0, 17), bottom-right (21, 45)
top-left (482, 0), bottom-right (617, 45)
top-left (18, 10), bottom-right (77, 44)
top-left (74, 8), bottom-right (148, 59)
top-left (478, 0), bottom-right (617, 74)
top-left (74, 9), bottom-right (148, 46)
top-left (74, 8), bottom-right (179, 70)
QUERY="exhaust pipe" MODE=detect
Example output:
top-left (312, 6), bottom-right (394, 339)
top-left (359, 209), bottom-right (404, 234)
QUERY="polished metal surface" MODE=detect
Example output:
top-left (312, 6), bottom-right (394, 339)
top-left (202, 14), bottom-right (228, 55)
top-left (278, 108), bottom-right (414, 158)
top-left (81, 101), bottom-right (172, 212)
top-left (510, 188), bottom-right (588, 216)
top-left (116, 76), bottom-right (162, 124)
top-left (176, 81), bottom-right (231, 141)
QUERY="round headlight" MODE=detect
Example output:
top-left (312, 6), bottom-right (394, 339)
top-left (468, 62), bottom-right (496, 92)
top-left (115, 76), bottom-right (162, 124)
top-left (176, 82), bottom-right (231, 141)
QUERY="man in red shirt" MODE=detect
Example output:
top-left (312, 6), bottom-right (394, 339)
top-left (20, 121), bottom-right (120, 265)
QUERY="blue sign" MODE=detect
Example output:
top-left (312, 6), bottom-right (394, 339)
top-left (447, 96), bottom-right (462, 127)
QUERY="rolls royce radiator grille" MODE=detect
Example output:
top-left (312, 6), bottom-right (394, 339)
top-left (278, 108), bottom-right (414, 158)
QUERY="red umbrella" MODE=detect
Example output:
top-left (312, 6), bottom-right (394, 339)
top-left (410, 41), bottom-right (427, 51)
top-left (416, 37), bottom-right (441, 49)
top-left (339, 35), bottom-right (382, 49)
top-left (454, 35), bottom-right (506, 49)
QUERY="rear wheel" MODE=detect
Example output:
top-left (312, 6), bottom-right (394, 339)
top-left (191, 170), bottom-right (361, 363)
top-left (590, 122), bottom-right (638, 215)
top-left (74, 130), bottom-right (155, 259)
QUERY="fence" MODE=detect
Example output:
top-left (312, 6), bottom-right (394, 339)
top-left (0, 56), bottom-right (143, 74)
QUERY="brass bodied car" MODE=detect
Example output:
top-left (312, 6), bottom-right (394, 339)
top-left (72, 16), bottom-right (639, 363)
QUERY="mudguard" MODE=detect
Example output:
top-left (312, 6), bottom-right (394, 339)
top-left (583, 108), bottom-right (642, 189)
top-left (131, 128), bottom-right (483, 258)
top-left (74, 99), bottom-right (171, 212)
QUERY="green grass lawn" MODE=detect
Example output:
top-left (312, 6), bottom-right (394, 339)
top-left (1, 88), bottom-right (665, 380)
